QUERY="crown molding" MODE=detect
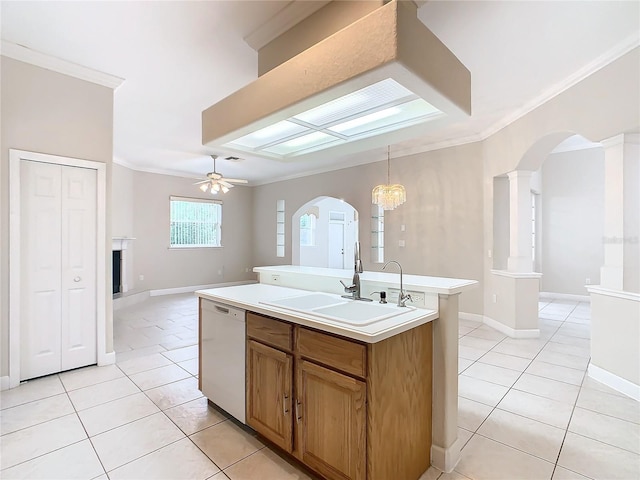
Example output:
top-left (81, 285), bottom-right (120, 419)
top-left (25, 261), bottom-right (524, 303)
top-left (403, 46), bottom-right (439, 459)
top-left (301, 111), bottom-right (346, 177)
top-left (1, 41), bottom-right (124, 89)
top-left (478, 32), bottom-right (640, 141)
top-left (116, 33), bottom-right (639, 185)
top-left (243, 1), bottom-right (330, 51)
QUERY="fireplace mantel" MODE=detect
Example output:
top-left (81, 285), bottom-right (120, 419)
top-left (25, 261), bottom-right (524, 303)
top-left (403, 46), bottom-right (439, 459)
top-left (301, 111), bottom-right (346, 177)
top-left (112, 237), bottom-right (135, 251)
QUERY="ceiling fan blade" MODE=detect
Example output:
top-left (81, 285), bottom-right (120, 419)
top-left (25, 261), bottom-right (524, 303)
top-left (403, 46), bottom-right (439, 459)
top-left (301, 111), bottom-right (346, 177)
top-left (193, 179), bottom-right (210, 185)
top-left (222, 178), bottom-right (248, 184)
top-left (218, 180), bottom-right (235, 189)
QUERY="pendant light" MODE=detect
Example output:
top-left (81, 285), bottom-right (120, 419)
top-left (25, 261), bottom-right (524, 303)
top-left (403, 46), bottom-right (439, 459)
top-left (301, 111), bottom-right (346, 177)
top-left (372, 146), bottom-right (406, 210)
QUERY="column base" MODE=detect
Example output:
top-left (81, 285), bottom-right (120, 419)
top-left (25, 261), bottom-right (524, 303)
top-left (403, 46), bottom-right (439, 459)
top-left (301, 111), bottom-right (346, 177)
top-left (431, 441), bottom-right (462, 473)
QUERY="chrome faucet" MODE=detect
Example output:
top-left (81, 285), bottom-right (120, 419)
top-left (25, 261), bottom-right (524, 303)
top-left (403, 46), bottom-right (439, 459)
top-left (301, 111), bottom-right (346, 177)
top-left (383, 260), bottom-right (412, 307)
top-left (340, 242), bottom-right (372, 302)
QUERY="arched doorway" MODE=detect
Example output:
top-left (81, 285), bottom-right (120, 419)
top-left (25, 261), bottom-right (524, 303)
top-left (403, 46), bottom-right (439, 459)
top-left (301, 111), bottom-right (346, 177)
top-left (291, 196), bottom-right (359, 269)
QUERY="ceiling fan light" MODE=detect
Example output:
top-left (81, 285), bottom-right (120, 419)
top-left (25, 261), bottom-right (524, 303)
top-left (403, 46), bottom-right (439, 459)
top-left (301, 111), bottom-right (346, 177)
top-left (221, 185), bottom-right (230, 194)
top-left (212, 182), bottom-right (220, 192)
top-left (199, 183), bottom-right (209, 192)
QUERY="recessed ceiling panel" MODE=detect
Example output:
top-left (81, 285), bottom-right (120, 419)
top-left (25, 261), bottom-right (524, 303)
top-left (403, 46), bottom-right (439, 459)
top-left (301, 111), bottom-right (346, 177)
top-left (229, 120), bottom-right (309, 149)
top-left (329, 98), bottom-right (441, 137)
top-left (292, 78), bottom-right (416, 127)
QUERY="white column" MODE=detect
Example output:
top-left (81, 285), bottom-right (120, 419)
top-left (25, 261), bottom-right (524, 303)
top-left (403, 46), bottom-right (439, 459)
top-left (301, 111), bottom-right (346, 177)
top-left (600, 135), bottom-right (627, 290)
top-left (431, 293), bottom-right (461, 473)
top-left (507, 170), bottom-right (533, 273)
top-left (623, 135), bottom-right (640, 293)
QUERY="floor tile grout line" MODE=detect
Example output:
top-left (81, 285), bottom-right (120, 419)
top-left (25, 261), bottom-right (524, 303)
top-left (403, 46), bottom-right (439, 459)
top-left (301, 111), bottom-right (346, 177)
top-left (67, 388), bottom-right (110, 478)
top-left (470, 429), bottom-right (559, 467)
top-left (458, 306), bottom-right (575, 473)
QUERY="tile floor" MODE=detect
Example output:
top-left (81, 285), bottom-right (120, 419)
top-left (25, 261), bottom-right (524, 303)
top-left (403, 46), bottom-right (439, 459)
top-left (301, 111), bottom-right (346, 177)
top-left (1, 295), bottom-right (639, 479)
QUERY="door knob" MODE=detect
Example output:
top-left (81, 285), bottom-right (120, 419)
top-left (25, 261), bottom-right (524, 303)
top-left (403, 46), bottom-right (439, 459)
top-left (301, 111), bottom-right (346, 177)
top-left (74, 276), bottom-right (81, 282)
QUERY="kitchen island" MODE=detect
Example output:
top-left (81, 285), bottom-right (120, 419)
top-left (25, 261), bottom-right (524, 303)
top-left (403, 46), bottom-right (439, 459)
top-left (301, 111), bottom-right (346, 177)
top-left (196, 266), bottom-right (477, 479)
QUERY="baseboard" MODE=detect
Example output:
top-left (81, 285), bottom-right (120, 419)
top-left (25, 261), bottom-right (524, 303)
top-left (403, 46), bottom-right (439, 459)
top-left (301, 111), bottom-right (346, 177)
top-left (0, 376), bottom-right (10, 391)
top-left (459, 312), bottom-right (484, 323)
top-left (98, 351), bottom-right (116, 366)
top-left (113, 290), bottom-right (150, 311)
top-left (431, 441), bottom-right (461, 473)
top-left (482, 316), bottom-right (540, 339)
top-left (150, 280), bottom-right (257, 297)
top-left (540, 292), bottom-right (590, 302)
top-left (588, 363), bottom-right (640, 401)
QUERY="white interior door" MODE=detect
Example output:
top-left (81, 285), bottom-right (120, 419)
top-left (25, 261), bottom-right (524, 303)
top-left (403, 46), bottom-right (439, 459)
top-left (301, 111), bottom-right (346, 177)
top-left (20, 160), bottom-right (97, 380)
top-left (328, 221), bottom-right (346, 269)
top-left (61, 165), bottom-right (97, 371)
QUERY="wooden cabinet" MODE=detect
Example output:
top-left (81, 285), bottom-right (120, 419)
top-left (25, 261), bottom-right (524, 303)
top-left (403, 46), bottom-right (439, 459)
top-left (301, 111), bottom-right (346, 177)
top-left (296, 359), bottom-right (366, 480)
top-left (246, 339), bottom-right (293, 452)
top-left (246, 311), bottom-right (433, 480)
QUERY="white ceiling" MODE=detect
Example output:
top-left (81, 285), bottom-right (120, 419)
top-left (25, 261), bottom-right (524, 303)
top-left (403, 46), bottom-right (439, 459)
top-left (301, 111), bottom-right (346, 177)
top-left (2, 1), bottom-right (638, 185)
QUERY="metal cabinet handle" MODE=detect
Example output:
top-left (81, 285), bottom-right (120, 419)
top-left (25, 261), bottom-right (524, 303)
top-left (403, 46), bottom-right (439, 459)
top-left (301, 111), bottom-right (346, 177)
top-left (283, 394), bottom-right (289, 416)
top-left (74, 277), bottom-right (81, 282)
top-left (295, 399), bottom-right (302, 424)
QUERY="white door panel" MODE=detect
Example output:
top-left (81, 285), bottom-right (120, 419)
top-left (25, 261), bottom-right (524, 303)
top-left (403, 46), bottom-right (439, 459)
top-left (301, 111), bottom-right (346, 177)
top-left (21, 161), bottom-right (63, 379)
top-left (61, 166), bottom-right (97, 370)
top-left (20, 160), bottom-right (97, 380)
top-left (328, 222), bottom-right (346, 269)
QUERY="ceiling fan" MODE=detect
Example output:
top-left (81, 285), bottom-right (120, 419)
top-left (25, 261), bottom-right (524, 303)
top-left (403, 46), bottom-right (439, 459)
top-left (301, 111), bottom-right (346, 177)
top-left (194, 155), bottom-right (248, 194)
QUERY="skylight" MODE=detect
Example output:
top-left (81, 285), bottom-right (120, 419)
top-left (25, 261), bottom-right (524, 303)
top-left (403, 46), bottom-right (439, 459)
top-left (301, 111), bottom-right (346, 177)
top-left (225, 78), bottom-right (443, 159)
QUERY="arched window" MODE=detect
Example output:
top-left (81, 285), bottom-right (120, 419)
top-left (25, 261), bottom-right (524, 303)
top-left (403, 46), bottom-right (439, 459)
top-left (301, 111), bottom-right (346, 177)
top-left (300, 213), bottom-right (316, 246)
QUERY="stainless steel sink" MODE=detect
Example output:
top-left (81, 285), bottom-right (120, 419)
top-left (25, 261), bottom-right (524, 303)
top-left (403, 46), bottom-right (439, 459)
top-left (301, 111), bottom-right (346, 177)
top-left (261, 292), bottom-right (415, 326)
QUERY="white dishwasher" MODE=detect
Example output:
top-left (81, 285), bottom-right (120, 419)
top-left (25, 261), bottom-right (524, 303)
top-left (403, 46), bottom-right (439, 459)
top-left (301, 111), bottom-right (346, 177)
top-left (201, 299), bottom-right (246, 423)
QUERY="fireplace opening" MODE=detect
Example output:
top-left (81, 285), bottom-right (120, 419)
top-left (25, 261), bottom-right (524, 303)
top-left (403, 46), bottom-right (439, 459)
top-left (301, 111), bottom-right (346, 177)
top-left (113, 250), bottom-right (122, 295)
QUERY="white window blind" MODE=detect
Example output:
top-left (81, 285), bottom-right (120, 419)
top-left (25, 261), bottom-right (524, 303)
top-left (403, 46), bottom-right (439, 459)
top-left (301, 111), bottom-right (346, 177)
top-left (170, 196), bottom-right (222, 248)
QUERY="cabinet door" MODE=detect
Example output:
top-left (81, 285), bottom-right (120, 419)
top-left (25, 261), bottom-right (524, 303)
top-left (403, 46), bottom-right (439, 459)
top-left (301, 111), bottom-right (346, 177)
top-left (246, 340), bottom-right (293, 452)
top-left (295, 360), bottom-right (366, 480)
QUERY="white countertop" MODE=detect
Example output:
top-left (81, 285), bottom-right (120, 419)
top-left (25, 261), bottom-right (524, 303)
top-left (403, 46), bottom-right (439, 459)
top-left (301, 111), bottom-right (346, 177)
top-left (254, 265), bottom-right (478, 295)
top-left (195, 283), bottom-right (438, 343)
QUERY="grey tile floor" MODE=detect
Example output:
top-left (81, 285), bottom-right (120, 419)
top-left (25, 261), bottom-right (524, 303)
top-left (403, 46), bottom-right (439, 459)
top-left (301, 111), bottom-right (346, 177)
top-left (0, 294), bottom-right (638, 479)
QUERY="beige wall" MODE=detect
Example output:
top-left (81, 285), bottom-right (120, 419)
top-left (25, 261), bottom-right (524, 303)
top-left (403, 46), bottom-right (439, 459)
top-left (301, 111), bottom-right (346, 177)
top-left (130, 170), bottom-right (254, 292)
top-left (483, 48), bottom-right (640, 322)
top-left (252, 142), bottom-right (485, 314)
top-left (541, 148), bottom-right (605, 295)
top-left (0, 57), bottom-right (114, 377)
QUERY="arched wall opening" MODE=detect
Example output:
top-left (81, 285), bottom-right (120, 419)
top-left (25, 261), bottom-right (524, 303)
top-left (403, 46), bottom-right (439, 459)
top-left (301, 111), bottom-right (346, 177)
top-left (291, 196), bottom-right (359, 269)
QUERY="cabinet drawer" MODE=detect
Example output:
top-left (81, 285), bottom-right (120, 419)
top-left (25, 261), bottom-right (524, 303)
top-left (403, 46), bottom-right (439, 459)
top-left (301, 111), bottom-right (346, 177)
top-left (247, 312), bottom-right (292, 351)
top-left (296, 327), bottom-right (367, 378)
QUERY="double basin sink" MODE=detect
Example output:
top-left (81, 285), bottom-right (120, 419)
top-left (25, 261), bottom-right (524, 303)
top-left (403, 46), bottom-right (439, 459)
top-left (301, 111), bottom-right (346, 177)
top-left (261, 292), bottom-right (415, 327)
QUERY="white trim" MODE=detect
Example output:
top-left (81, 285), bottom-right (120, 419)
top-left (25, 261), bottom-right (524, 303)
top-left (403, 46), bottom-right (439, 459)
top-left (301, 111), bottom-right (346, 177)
top-left (243, 1), bottom-right (330, 51)
top-left (114, 290), bottom-right (151, 311)
top-left (539, 292), bottom-right (590, 302)
top-left (587, 286), bottom-right (640, 302)
top-left (431, 440), bottom-right (461, 473)
top-left (112, 39), bottom-right (640, 185)
top-left (1, 41), bottom-right (124, 89)
top-left (491, 269), bottom-right (543, 279)
top-left (458, 312), bottom-right (484, 323)
top-left (601, 133), bottom-right (640, 149)
top-left (150, 280), bottom-right (257, 297)
top-left (482, 315), bottom-right (540, 339)
top-left (478, 33), bottom-right (640, 142)
top-left (550, 142), bottom-right (603, 155)
top-left (9, 149), bottom-right (109, 387)
top-left (98, 351), bottom-right (116, 366)
top-left (0, 376), bottom-right (10, 391)
top-left (588, 363), bottom-right (640, 401)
